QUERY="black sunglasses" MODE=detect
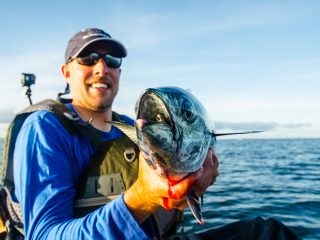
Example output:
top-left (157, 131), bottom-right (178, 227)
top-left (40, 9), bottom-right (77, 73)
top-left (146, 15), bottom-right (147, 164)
top-left (70, 52), bottom-right (122, 68)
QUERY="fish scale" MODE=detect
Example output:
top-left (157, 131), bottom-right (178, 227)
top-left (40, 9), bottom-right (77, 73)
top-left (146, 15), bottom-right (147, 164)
top-left (109, 86), bottom-right (262, 225)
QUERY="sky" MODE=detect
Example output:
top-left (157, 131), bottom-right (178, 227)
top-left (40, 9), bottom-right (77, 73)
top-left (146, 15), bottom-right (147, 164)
top-left (0, 0), bottom-right (319, 138)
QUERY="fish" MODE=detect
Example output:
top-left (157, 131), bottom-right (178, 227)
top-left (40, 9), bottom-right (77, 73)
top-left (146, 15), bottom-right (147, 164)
top-left (110, 86), bottom-right (262, 225)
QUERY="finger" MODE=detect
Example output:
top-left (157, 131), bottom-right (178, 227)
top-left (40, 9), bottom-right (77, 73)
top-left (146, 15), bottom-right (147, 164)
top-left (168, 169), bottom-right (203, 200)
top-left (162, 197), bottom-right (188, 211)
top-left (168, 148), bottom-right (216, 199)
top-left (137, 152), bottom-right (169, 203)
top-left (203, 148), bottom-right (214, 169)
top-left (187, 149), bottom-right (219, 195)
top-left (211, 148), bottom-right (219, 175)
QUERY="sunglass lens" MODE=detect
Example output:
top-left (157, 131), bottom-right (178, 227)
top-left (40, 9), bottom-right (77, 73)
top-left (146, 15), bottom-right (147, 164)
top-left (77, 53), bottom-right (121, 68)
top-left (77, 53), bottom-right (99, 66)
top-left (104, 55), bottom-right (122, 68)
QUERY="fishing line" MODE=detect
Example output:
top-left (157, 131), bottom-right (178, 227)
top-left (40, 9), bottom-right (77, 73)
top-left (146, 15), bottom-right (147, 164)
top-left (229, 104), bottom-right (320, 139)
top-left (262, 105), bottom-right (320, 133)
top-left (275, 105), bottom-right (320, 127)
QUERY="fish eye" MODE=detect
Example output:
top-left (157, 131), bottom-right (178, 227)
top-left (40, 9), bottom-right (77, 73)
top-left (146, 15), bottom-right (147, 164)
top-left (155, 113), bottom-right (164, 122)
top-left (182, 100), bottom-right (195, 123)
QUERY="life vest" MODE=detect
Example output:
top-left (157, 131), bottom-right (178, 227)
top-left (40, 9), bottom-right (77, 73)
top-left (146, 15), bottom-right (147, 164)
top-left (0, 99), bottom-right (182, 239)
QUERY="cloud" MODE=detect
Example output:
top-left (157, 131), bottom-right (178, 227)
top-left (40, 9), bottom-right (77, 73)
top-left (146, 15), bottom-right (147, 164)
top-left (0, 50), bottom-right (66, 110)
top-left (0, 109), bottom-right (15, 123)
top-left (215, 121), bottom-right (275, 131)
top-left (214, 121), bottom-right (319, 139)
top-left (0, 123), bottom-right (9, 139)
top-left (215, 121), bottom-right (313, 132)
top-left (282, 123), bottom-right (313, 129)
top-left (107, 1), bottom-right (314, 53)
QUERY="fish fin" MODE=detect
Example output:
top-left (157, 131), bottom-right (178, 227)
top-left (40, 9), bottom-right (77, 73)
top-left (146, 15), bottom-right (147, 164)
top-left (186, 191), bottom-right (204, 225)
top-left (108, 121), bottom-right (139, 145)
top-left (213, 130), bottom-right (263, 137)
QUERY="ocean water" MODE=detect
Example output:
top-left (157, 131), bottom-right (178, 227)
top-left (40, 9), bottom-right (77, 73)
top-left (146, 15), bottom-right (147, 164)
top-left (181, 138), bottom-right (320, 240)
top-left (1, 138), bottom-right (319, 239)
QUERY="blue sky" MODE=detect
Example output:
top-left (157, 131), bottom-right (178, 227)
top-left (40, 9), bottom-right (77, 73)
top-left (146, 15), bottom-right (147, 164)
top-left (0, 0), bottom-right (319, 138)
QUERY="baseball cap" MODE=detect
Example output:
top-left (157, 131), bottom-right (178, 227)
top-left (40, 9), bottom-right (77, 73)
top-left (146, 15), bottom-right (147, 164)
top-left (65, 28), bottom-right (127, 63)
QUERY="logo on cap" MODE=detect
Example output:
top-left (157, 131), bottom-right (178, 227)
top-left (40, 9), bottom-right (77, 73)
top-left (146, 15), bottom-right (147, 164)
top-left (83, 33), bottom-right (109, 40)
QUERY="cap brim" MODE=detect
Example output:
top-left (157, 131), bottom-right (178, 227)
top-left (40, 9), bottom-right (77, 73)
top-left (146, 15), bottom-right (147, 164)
top-left (71, 37), bottom-right (127, 59)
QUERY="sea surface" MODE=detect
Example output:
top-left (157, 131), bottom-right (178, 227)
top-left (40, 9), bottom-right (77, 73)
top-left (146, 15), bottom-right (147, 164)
top-left (1, 138), bottom-right (319, 239)
top-left (180, 138), bottom-right (320, 240)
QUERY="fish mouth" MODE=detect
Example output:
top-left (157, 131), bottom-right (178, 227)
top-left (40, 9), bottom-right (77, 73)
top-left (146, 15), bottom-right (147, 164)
top-left (136, 118), bottom-right (159, 129)
top-left (138, 123), bottom-right (204, 174)
top-left (135, 89), bottom-right (184, 145)
top-left (135, 87), bottom-right (212, 174)
top-left (138, 121), bottom-right (174, 151)
top-left (137, 121), bottom-right (177, 167)
top-left (135, 90), bottom-right (174, 128)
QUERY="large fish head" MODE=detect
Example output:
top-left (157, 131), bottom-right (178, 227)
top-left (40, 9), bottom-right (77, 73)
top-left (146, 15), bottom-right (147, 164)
top-left (135, 86), bottom-right (216, 175)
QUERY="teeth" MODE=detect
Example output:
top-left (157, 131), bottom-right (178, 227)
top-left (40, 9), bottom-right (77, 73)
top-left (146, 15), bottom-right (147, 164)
top-left (91, 83), bottom-right (108, 88)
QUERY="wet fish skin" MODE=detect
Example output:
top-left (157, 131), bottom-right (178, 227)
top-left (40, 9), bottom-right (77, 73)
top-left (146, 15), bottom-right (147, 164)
top-left (135, 86), bottom-right (216, 176)
top-left (134, 86), bottom-right (213, 225)
top-left (109, 86), bottom-right (212, 225)
top-left (109, 86), bottom-right (262, 225)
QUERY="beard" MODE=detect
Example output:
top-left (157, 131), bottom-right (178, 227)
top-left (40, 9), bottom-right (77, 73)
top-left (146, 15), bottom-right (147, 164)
top-left (85, 76), bottom-right (119, 112)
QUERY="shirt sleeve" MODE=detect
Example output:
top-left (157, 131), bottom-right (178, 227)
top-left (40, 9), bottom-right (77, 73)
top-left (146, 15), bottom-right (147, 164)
top-left (13, 111), bottom-right (153, 240)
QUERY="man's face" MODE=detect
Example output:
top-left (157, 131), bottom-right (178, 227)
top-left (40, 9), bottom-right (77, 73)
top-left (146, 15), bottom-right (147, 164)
top-left (63, 44), bottom-right (121, 112)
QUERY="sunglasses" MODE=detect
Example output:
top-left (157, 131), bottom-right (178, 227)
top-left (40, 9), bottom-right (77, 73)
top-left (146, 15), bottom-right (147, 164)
top-left (70, 52), bottom-right (122, 68)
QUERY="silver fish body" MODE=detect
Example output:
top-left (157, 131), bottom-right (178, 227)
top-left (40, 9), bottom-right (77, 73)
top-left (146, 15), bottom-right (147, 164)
top-left (110, 86), bottom-right (214, 224)
top-left (135, 86), bottom-right (216, 176)
top-left (109, 86), bottom-right (262, 225)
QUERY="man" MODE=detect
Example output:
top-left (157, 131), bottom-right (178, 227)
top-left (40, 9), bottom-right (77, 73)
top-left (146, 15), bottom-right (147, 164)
top-left (12, 28), bottom-right (218, 239)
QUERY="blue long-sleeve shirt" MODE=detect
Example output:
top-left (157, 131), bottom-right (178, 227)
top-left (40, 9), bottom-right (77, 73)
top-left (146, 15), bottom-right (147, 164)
top-left (13, 108), bottom-right (154, 239)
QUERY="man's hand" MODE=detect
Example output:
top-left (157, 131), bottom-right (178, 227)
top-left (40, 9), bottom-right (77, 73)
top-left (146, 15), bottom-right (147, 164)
top-left (123, 148), bottom-right (219, 224)
top-left (124, 152), bottom-right (169, 223)
top-left (168, 148), bottom-right (219, 200)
